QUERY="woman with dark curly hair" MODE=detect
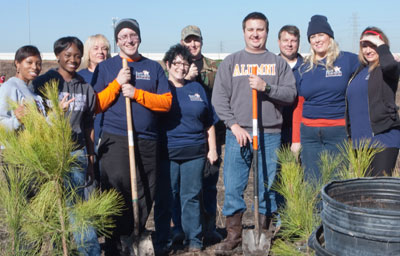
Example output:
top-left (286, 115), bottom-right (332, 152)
top-left (154, 44), bottom-right (218, 254)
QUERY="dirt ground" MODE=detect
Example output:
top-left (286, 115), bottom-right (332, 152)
top-left (1, 60), bottom-right (400, 255)
top-left (141, 157), bottom-right (256, 256)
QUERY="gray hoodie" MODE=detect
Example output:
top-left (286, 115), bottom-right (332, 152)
top-left (33, 69), bottom-right (96, 149)
top-left (212, 50), bottom-right (296, 133)
top-left (0, 77), bottom-right (45, 131)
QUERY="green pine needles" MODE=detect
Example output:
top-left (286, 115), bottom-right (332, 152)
top-left (0, 80), bottom-right (124, 256)
top-left (271, 140), bottom-right (383, 256)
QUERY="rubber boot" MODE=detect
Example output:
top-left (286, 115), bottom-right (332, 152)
top-left (203, 214), bottom-right (223, 245)
top-left (214, 212), bottom-right (243, 255)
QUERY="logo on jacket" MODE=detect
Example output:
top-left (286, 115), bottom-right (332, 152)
top-left (326, 66), bottom-right (342, 77)
top-left (188, 93), bottom-right (203, 102)
top-left (136, 70), bottom-right (151, 80)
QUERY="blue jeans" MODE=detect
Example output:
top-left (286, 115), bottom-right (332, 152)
top-left (300, 124), bottom-right (347, 183)
top-left (66, 150), bottom-right (100, 256)
top-left (172, 161), bottom-right (219, 231)
top-left (222, 129), bottom-right (280, 216)
top-left (154, 156), bottom-right (205, 249)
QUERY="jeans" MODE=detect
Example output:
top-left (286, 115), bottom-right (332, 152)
top-left (170, 157), bottom-right (220, 238)
top-left (66, 149), bottom-right (100, 256)
top-left (300, 124), bottom-right (347, 183)
top-left (368, 147), bottom-right (399, 176)
top-left (222, 129), bottom-right (280, 217)
top-left (154, 156), bottom-right (205, 249)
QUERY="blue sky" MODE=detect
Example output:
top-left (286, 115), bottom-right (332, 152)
top-left (2, 0), bottom-right (400, 55)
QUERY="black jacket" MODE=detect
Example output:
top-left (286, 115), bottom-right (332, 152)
top-left (346, 44), bottom-right (400, 138)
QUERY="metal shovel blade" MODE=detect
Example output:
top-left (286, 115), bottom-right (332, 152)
top-left (122, 230), bottom-right (154, 256)
top-left (134, 231), bottom-right (155, 256)
top-left (242, 228), bottom-right (271, 256)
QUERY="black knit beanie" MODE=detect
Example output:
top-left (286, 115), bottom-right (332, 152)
top-left (114, 18), bottom-right (141, 42)
top-left (307, 15), bottom-right (334, 42)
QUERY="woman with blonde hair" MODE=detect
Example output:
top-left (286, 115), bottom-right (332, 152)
top-left (345, 27), bottom-right (400, 176)
top-left (79, 34), bottom-right (111, 84)
top-left (291, 15), bottom-right (359, 182)
top-left (78, 34), bottom-right (111, 157)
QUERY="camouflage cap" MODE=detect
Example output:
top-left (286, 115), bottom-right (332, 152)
top-left (181, 25), bottom-right (202, 40)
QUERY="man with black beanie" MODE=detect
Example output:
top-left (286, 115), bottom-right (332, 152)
top-left (92, 18), bottom-right (172, 255)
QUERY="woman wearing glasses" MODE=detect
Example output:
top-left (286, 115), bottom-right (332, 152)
top-left (154, 44), bottom-right (218, 254)
top-left (346, 27), bottom-right (400, 176)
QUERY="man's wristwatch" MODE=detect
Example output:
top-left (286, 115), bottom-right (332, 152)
top-left (264, 82), bottom-right (271, 93)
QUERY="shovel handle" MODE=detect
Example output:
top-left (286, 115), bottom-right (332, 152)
top-left (252, 66), bottom-right (258, 150)
top-left (123, 58), bottom-right (140, 237)
top-left (251, 66), bottom-right (260, 236)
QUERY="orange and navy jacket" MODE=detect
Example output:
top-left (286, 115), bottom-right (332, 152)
top-left (92, 55), bottom-right (172, 140)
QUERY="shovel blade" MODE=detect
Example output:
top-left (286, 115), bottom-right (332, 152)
top-left (242, 229), bottom-right (271, 256)
top-left (129, 231), bottom-right (155, 256)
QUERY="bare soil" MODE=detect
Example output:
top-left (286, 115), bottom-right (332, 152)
top-left (140, 148), bottom-right (256, 256)
top-left (1, 60), bottom-right (399, 255)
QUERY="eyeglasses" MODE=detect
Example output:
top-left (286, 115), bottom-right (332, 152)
top-left (118, 33), bottom-right (139, 42)
top-left (172, 61), bottom-right (190, 68)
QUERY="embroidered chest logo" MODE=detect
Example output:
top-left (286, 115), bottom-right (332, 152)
top-left (136, 70), bottom-right (151, 80)
top-left (326, 66), bottom-right (342, 77)
top-left (188, 93), bottom-right (203, 102)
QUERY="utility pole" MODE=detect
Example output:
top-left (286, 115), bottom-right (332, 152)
top-left (112, 17), bottom-right (119, 53)
top-left (219, 41), bottom-right (224, 59)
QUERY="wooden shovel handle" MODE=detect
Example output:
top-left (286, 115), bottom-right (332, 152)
top-left (123, 58), bottom-right (140, 237)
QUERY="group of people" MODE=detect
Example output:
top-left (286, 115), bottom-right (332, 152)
top-left (0, 11), bottom-right (399, 256)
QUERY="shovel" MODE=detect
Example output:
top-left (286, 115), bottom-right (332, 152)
top-left (242, 66), bottom-right (272, 256)
top-left (123, 58), bottom-right (155, 255)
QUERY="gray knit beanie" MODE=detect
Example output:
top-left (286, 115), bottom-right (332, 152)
top-left (115, 18), bottom-right (141, 42)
